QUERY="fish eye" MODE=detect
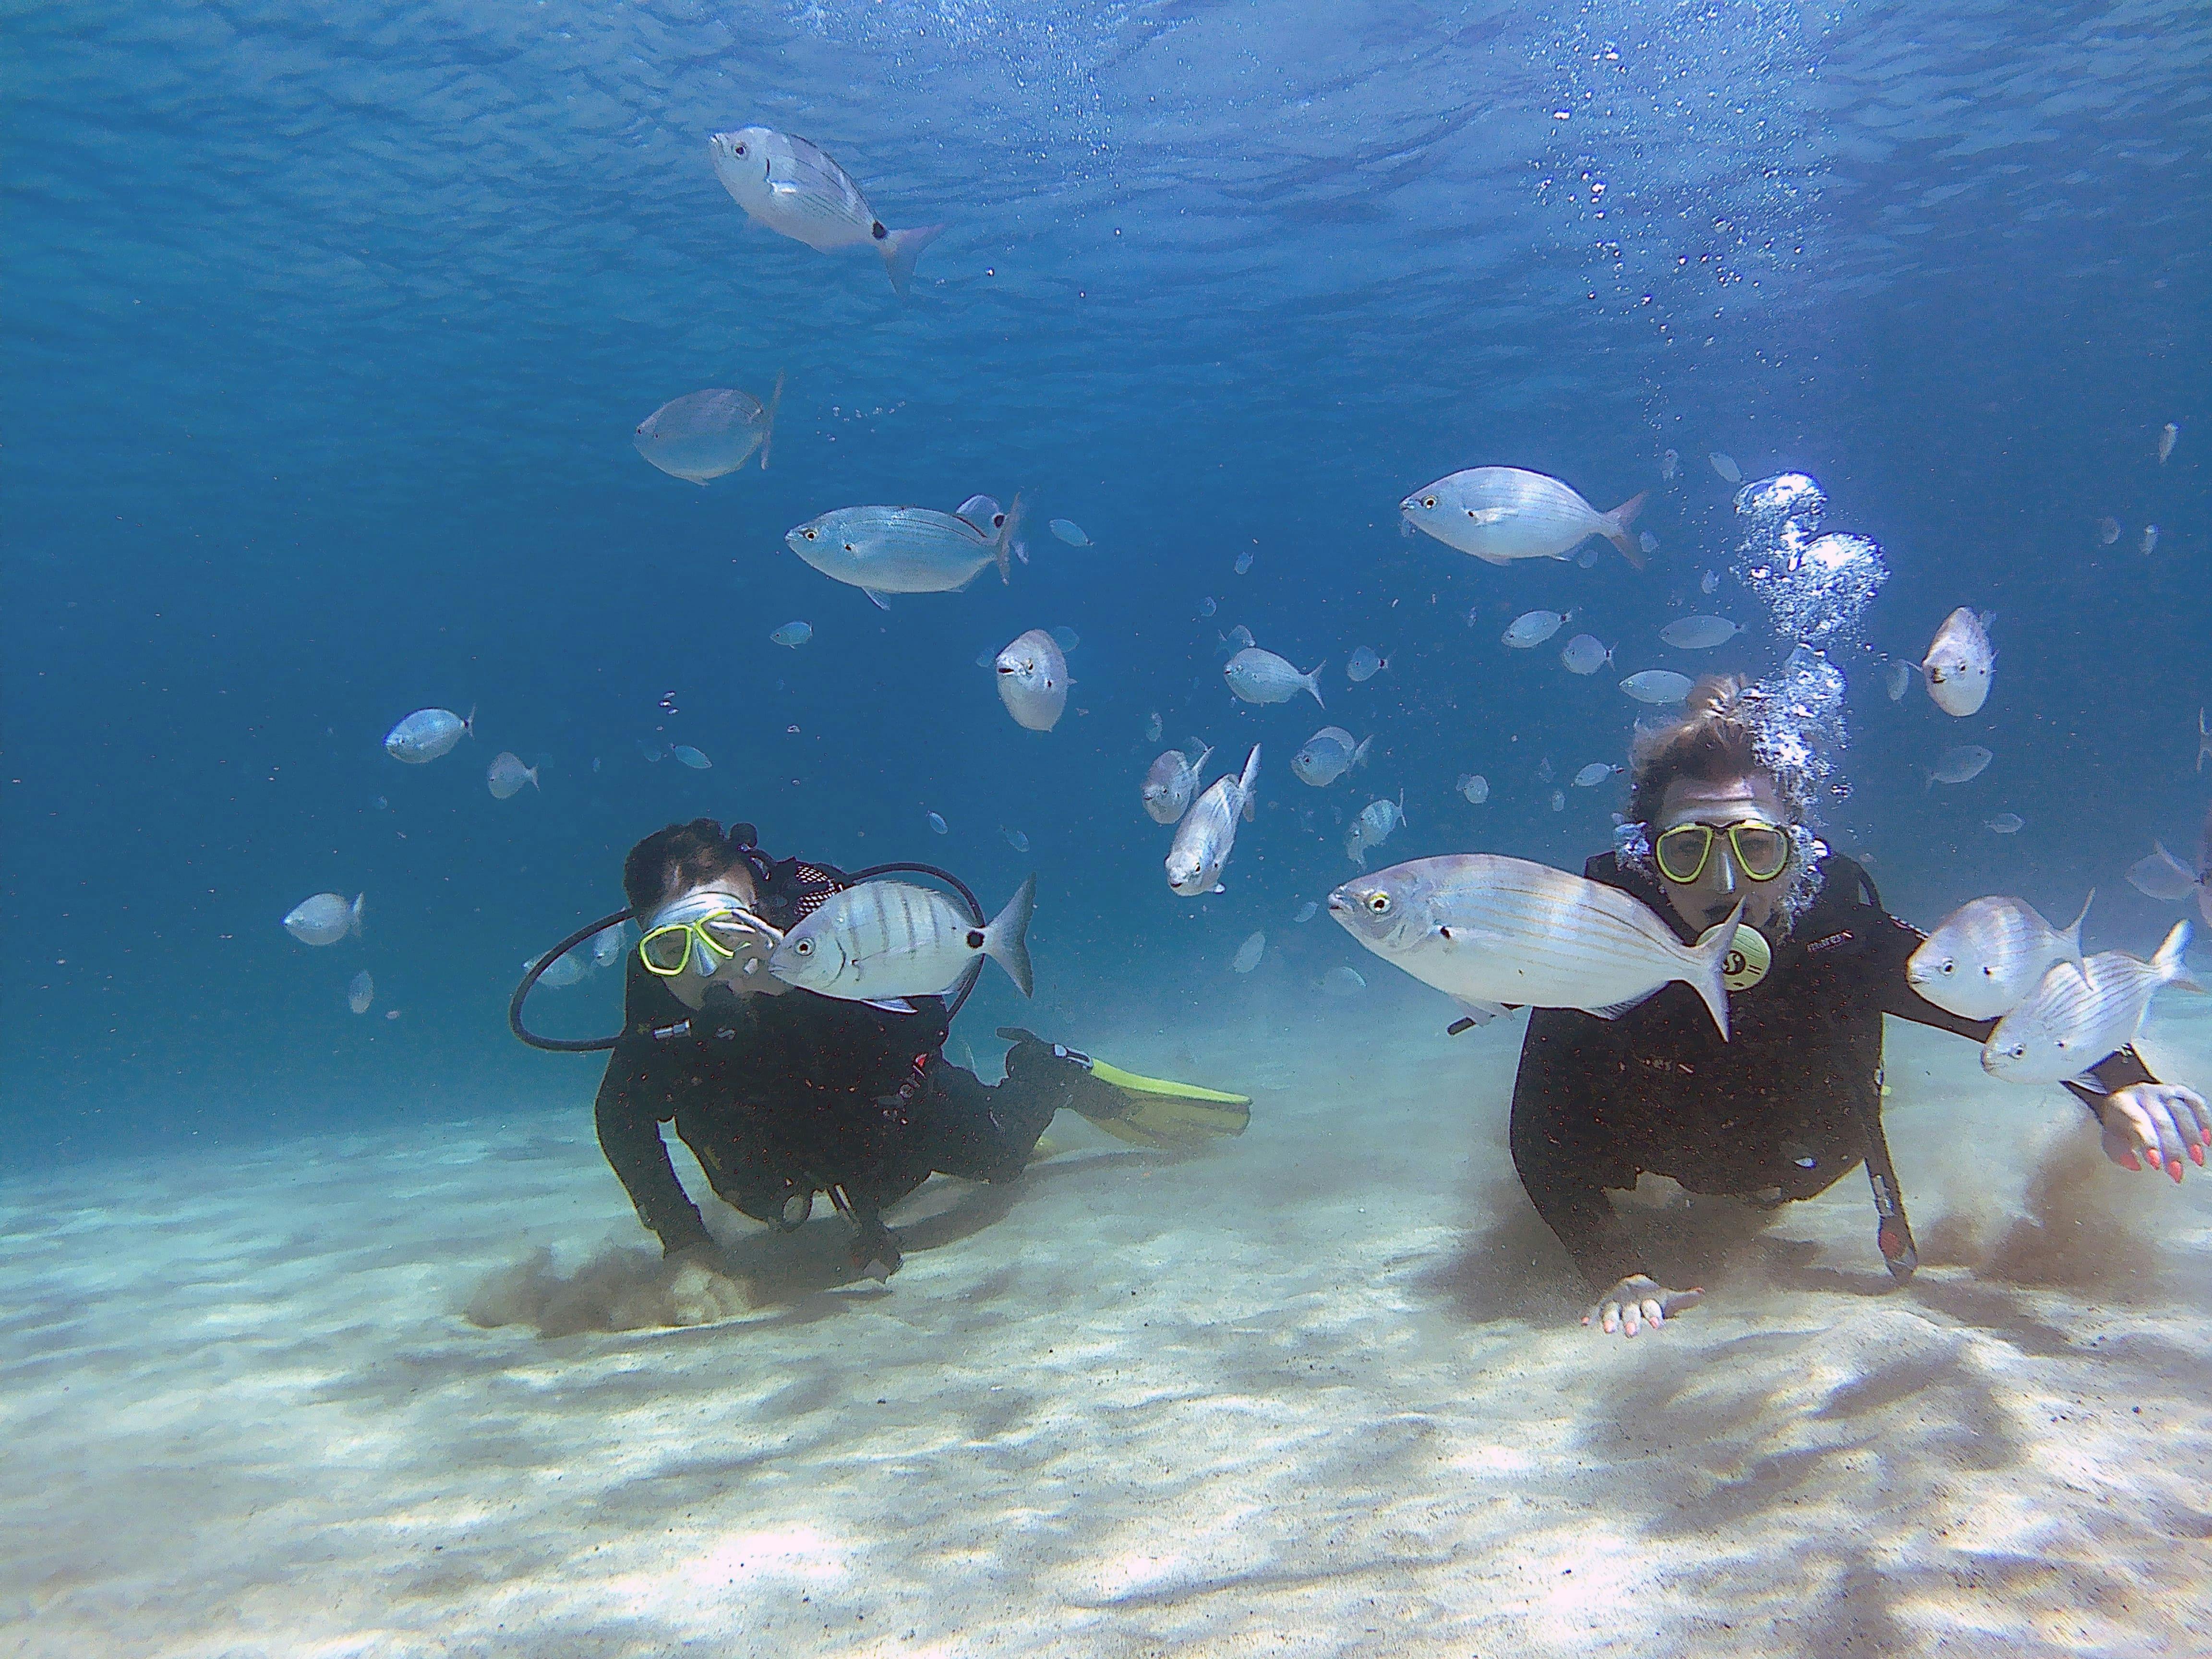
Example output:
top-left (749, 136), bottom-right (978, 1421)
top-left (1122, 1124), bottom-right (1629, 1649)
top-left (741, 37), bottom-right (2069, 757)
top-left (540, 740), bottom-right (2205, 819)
top-left (843, 542), bottom-right (856, 553)
top-left (1366, 893), bottom-right (1392, 914)
top-left (792, 938), bottom-right (813, 956)
top-left (1939, 959), bottom-right (1956, 975)
top-left (803, 528), bottom-right (817, 540)
top-left (734, 143), bottom-right (747, 156)
top-left (1422, 496), bottom-right (1437, 508)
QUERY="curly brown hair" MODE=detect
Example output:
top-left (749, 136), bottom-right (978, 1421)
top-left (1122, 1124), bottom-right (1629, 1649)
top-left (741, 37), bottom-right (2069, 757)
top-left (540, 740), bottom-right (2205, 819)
top-left (622, 818), bottom-right (750, 915)
top-left (1625, 675), bottom-right (1777, 826)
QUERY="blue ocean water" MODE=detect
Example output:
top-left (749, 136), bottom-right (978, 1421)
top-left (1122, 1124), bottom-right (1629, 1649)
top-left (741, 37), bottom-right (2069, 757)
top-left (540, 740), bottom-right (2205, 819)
top-left (4, 0), bottom-right (2208, 1164)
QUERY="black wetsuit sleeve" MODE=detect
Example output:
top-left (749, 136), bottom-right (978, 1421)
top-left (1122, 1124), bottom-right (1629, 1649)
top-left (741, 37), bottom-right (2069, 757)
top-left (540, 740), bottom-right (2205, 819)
top-left (1861, 901), bottom-right (2161, 1116)
top-left (591, 964), bottom-right (713, 1254)
top-left (1508, 1010), bottom-right (1644, 1290)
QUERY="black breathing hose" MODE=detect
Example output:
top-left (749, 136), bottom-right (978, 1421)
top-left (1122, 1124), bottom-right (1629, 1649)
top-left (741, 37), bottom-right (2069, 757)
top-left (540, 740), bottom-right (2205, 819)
top-left (508, 861), bottom-right (997, 1053)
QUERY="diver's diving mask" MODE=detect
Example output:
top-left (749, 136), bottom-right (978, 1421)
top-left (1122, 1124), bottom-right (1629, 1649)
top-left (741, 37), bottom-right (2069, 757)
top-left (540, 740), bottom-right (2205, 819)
top-left (1652, 818), bottom-right (1792, 885)
top-left (637, 894), bottom-right (781, 978)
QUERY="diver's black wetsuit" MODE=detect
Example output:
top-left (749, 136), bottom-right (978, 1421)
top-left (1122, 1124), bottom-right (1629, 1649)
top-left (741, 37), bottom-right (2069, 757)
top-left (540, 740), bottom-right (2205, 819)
top-left (593, 855), bottom-right (1068, 1259)
top-left (1509, 852), bottom-right (2159, 1288)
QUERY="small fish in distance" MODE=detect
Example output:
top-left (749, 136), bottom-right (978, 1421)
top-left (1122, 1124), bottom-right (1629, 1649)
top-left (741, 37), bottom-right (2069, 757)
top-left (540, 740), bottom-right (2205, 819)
top-left (385, 708), bottom-right (473, 764)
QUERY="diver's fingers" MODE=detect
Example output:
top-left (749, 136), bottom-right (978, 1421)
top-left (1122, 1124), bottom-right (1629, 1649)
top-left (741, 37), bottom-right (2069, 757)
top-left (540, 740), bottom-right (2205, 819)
top-left (1636, 1296), bottom-right (1666, 1331)
top-left (2171, 1087), bottom-right (2212, 1164)
top-left (1598, 1299), bottom-right (1623, 1335)
top-left (2102, 1120), bottom-right (2144, 1171)
top-left (2139, 1094), bottom-right (2188, 1180)
top-left (2107, 1095), bottom-right (2159, 1169)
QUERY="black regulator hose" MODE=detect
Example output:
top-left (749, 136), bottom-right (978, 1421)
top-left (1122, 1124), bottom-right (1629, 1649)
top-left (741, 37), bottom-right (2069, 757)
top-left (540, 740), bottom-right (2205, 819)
top-left (509, 907), bottom-right (635, 1053)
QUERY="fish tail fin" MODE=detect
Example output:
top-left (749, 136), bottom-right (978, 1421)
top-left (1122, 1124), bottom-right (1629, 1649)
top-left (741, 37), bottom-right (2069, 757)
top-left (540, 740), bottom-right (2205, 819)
top-left (992, 491), bottom-right (1026, 585)
top-left (984, 874), bottom-right (1037, 997)
top-left (880, 223), bottom-right (945, 296)
top-left (2060, 889), bottom-right (2094, 970)
top-left (464, 705), bottom-right (477, 739)
top-left (1686, 904), bottom-right (1743, 1041)
top-left (1602, 492), bottom-right (1649, 567)
top-left (1304, 662), bottom-right (1326, 708)
top-left (1352, 734), bottom-right (1373, 769)
top-left (759, 369), bottom-right (785, 469)
top-left (349, 893), bottom-right (366, 939)
top-left (1190, 740), bottom-right (1214, 777)
top-left (2152, 920), bottom-right (2200, 992)
top-left (527, 765), bottom-right (541, 792)
top-left (1238, 745), bottom-right (1261, 821)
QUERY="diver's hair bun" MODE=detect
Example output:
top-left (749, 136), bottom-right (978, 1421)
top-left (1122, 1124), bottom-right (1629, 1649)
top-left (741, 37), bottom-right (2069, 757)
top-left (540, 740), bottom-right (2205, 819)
top-left (1627, 675), bottom-right (1767, 827)
top-left (1683, 673), bottom-right (1747, 722)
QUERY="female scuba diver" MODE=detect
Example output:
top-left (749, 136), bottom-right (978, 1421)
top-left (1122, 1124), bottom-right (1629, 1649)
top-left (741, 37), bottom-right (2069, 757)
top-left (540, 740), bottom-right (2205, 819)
top-left (517, 818), bottom-right (1247, 1280)
top-left (1508, 677), bottom-right (2209, 1339)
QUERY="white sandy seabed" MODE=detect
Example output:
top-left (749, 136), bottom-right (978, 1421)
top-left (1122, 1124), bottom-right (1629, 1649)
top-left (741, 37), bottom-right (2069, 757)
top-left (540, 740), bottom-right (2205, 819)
top-left (4, 993), bottom-right (2211, 1659)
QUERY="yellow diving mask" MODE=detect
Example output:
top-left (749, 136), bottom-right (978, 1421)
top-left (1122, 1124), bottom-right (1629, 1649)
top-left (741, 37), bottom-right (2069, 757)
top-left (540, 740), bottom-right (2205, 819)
top-left (1652, 818), bottom-right (1791, 884)
top-left (637, 894), bottom-right (781, 977)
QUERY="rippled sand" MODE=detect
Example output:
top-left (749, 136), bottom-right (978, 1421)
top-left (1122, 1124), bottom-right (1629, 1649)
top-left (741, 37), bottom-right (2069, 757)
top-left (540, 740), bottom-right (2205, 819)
top-left (4, 999), bottom-right (2209, 1657)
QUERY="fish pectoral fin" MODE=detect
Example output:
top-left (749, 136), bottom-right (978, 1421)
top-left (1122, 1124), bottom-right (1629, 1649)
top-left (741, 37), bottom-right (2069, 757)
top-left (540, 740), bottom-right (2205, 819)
top-left (1450, 998), bottom-right (1509, 1025)
top-left (1470, 550), bottom-right (1515, 566)
top-left (1587, 989), bottom-right (1662, 1021)
top-left (1466, 507), bottom-right (1514, 525)
top-left (862, 589), bottom-right (892, 611)
top-left (863, 998), bottom-right (918, 1015)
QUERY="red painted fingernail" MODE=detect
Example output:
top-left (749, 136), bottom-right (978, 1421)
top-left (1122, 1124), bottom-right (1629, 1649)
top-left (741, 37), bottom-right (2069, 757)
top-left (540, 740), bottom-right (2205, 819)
top-left (2122, 1153), bottom-right (2141, 1170)
top-left (2145, 1146), bottom-right (2162, 1168)
top-left (2192, 1144), bottom-right (2205, 1167)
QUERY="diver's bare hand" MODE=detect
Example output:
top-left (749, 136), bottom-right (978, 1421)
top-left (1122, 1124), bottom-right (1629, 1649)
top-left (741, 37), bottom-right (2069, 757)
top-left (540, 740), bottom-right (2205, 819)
top-left (1584, 1274), bottom-right (1702, 1337)
top-left (2100, 1084), bottom-right (2212, 1182)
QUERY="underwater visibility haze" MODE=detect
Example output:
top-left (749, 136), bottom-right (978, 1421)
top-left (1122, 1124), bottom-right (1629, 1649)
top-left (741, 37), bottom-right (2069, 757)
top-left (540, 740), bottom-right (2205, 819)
top-left (5, 1), bottom-right (2212, 1653)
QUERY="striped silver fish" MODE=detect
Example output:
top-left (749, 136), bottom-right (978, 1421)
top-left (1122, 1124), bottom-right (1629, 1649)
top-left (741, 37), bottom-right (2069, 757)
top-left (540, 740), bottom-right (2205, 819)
top-left (785, 494), bottom-right (1024, 605)
top-left (708, 128), bottom-right (944, 294)
top-left (1907, 892), bottom-right (2092, 1021)
top-left (1167, 745), bottom-right (1260, 896)
top-left (1983, 922), bottom-right (2200, 1083)
top-left (768, 877), bottom-right (1035, 1003)
top-left (1142, 740), bottom-right (1213, 825)
top-left (1327, 854), bottom-right (1741, 1038)
top-left (1399, 467), bottom-right (1647, 569)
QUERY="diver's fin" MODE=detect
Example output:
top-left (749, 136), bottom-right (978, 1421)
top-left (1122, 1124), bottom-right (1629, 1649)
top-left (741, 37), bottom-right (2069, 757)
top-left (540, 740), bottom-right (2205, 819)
top-left (863, 588), bottom-right (892, 611)
top-left (983, 874), bottom-right (1036, 997)
top-left (1079, 1054), bottom-right (1251, 1149)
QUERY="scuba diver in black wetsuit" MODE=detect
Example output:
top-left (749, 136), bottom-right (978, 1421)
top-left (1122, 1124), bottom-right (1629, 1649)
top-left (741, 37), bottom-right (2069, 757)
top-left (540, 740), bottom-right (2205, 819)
top-left (1508, 678), bottom-right (2210, 1339)
top-left (524, 818), bottom-right (1247, 1280)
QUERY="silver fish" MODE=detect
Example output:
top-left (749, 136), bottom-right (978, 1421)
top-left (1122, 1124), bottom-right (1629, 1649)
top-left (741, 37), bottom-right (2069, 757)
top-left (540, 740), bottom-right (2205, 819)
top-left (1226, 647), bottom-right (1324, 708)
top-left (1235, 550), bottom-right (1255, 575)
top-left (1573, 763), bottom-right (1620, 788)
top-left (1048, 518), bottom-right (1091, 546)
top-left (588, 921), bottom-right (631, 970)
top-left (284, 892), bottom-right (363, 947)
top-left (1709, 452), bottom-right (1742, 483)
top-left (384, 707), bottom-right (473, 764)
top-left (1986, 814), bottom-right (2025, 835)
top-left (1884, 661), bottom-right (1913, 701)
top-left (2096, 516), bottom-right (2121, 546)
top-left (708, 128), bottom-right (943, 294)
top-left (1291, 727), bottom-right (1371, 788)
top-left (487, 752), bottom-right (539, 799)
top-left (1400, 468), bottom-right (1647, 569)
top-left (787, 494), bottom-right (1024, 603)
top-left (1456, 772), bottom-right (1490, 805)
top-left (634, 374), bottom-right (782, 483)
top-left (1921, 606), bottom-right (1995, 717)
top-left (770, 877), bottom-right (1035, 1001)
top-left (1659, 615), bottom-right (1741, 649)
top-left (1983, 924), bottom-right (2199, 1084)
top-left (1322, 966), bottom-right (1367, 997)
top-left (1620, 670), bottom-right (1694, 705)
top-left (1700, 569), bottom-right (1720, 595)
top-left (928, 811), bottom-right (949, 835)
top-left (1328, 854), bottom-right (1741, 1038)
top-left (1536, 757), bottom-right (1554, 784)
top-left (531, 950), bottom-right (587, 989)
top-left (1167, 745), bottom-right (1260, 896)
top-left (1502, 610), bottom-right (1569, 648)
top-left (2142, 524), bottom-right (2160, 557)
top-left (1907, 893), bottom-right (2091, 1021)
top-left (1926, 744), bottom-right (1993, 787)
top-left (1232, 931), bottom-right (1267, 974)
top-left (2128, 842), bottom-right (2200, 902)
top-left (1142, 741), bottom-right (1214, 825)
top-left (1639, 531), bottom-right (1660, 557)
top-left (995, 628), bottom-right (1069, 732)
top-left (672, 745), bottom-right (711, 769)
top-left (770, 621), bottom-right (812, 647)
top-left (1661, 449), bottom-right (1680, 481)
top-left (347, 970), bottom-right (374, 1015)
top-left (1003, 828), bottom-right (1030, 854)
top-left (1294, 901), bottom-right (1319, 923)
top-left (1346, 646), bottom-right (1387, 683)
top-left (1145, 711), bottom-right (1164, 744)
top-left (1345, 793), bottom-right (1406, 870)
top-left (1549, 790), bottom-right (1566, 812)
top-left (1558, 634), bottom-right (1611, 675)
top-left (2159, 421), bottom-right (2180, 464)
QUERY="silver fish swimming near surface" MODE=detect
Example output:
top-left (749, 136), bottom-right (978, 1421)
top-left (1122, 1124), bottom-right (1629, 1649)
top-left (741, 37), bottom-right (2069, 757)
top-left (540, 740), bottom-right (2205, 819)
top-left (1558, 634), bottom-right (1611, 675)
top-left (708, 128), bottom-right (943, 294)
top-left (1142, 740), bottom-right (1214, 825)
top-left (1401, 468), bottom-right (1647, 569)
top-left (1907, 893), bottom-right (2091, 1022)
top-left (1226, 647), bottom-right (1324, 708)
top-left (1620, 670), bottom-right (1694, 705)
top-left (486, 752), bottom-right (539, 799)
top-left (788, 494), bottom-right (1024, 605)
top-left (634, 373), bottom-right (783, 482)
top-left (769, 876), bottom-right (1036, 1003)
top-left (1983, 923), bottom-right (2199, 1084)
top-left (284, 892), bottom-right (363, 947)
top-left (1926, 744), bottom-right (1993, 788)
top-left (1328, 854), bottom-right (1741, 1039)
top-left (1573, 763), bottom-right (1620, 788)
top-left (1291, 726), bottom-right (1371, 788)
top-left (1167, 745), bottom-right (1261, 896)
top-left (1659, 615), bottom-right (1741, 650)
top-left (995, 628), bottom-right (1069, 732)
top-left (1344, 793), bottom-right (1406, 870)
top-left (384, 707), bottom-right (473, 763)
top-left (1921, 607), bottom-right (1995, 717)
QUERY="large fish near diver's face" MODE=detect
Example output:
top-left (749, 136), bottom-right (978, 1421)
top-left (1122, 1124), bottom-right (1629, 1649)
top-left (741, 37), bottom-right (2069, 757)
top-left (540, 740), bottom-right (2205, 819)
top-left (1399, 467), bottom-right (1647, 570)
top-left (1166, 745), bottom-right (1260, 896)
top-left (769, 877), bottom-right (1035, 1003)
top-left (1328, 854), bottom-right (1739, 1038)
top-left (786, 494), bottom-right (1024, 606)
top-left (708, 127), bottom-right (945, 294)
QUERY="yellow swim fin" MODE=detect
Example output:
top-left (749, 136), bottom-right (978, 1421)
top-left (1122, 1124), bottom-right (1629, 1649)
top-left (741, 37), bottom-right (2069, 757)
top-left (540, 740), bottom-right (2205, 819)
top-left (1077, 1055), bottom-right (1251, 1148)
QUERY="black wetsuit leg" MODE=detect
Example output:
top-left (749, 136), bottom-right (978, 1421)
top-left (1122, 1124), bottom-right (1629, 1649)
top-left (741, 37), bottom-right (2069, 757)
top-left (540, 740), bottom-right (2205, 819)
top-left (902, 1055), bottom-right (1064, 1185)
